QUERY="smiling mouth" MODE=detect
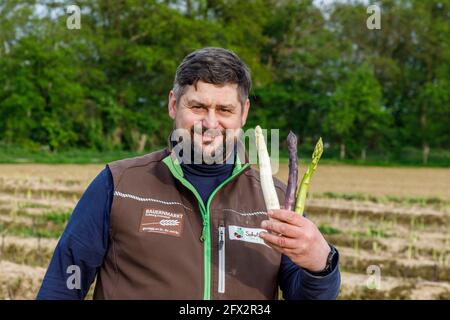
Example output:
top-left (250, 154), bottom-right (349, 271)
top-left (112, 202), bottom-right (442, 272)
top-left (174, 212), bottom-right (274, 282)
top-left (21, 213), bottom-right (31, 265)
top-left (194, 131), bottom-right (222, 142)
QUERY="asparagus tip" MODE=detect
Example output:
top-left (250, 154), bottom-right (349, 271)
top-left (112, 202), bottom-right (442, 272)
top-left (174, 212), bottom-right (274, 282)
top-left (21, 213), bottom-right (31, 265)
top-left (287, 131), bottom-right (297, 144)
top-left (313, 137), bottom-right (324, 159)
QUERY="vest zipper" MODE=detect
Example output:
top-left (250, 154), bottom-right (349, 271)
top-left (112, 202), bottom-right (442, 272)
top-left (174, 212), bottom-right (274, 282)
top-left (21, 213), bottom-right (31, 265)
top-left (162, 155), bottom-right (249, 300)
top-left (218, 224), bottom-right (225, 294)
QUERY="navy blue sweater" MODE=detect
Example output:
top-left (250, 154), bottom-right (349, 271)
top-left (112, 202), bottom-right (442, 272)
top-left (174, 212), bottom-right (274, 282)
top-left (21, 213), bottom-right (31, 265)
top-left (37, 165), bottom-right (340, 300)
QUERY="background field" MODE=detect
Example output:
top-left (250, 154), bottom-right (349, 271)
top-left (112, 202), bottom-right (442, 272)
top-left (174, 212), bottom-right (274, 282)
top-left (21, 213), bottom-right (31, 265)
top-left (0, 162), bottom-right (448, 299)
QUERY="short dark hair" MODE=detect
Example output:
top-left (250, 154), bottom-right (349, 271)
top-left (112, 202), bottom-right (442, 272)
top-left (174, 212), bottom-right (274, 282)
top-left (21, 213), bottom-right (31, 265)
top-left (173, 47), bottom-right (251, 107)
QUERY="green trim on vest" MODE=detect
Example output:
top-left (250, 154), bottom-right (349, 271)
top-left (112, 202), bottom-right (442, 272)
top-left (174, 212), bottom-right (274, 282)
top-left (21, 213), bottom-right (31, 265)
top-left (162, 154), bottom-right (249, 300)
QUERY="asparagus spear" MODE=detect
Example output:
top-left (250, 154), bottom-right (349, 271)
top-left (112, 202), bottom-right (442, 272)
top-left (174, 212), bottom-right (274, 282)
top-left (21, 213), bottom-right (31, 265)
top-left (255, 125), bottom-right (280, 211)
top-left (284, 131), bottom-right (298, 211)
top-left (294, 137), bottom-right (323, 215)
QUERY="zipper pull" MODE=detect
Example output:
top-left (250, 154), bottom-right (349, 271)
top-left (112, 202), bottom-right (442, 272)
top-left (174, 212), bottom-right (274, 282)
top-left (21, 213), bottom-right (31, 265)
top-left (219, 225), bottom-right (224, 250)
top-left (200, 222), bottom-right (207, 242)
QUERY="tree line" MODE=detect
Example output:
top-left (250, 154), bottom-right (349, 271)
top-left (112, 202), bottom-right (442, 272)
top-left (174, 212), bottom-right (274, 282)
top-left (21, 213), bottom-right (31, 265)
top-left (0, 0), bottom-right (449, 164)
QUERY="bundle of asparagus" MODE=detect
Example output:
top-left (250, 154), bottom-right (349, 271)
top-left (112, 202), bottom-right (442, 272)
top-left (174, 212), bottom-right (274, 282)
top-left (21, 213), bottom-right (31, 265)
top-left (255, 126), bottom-right (323, 215)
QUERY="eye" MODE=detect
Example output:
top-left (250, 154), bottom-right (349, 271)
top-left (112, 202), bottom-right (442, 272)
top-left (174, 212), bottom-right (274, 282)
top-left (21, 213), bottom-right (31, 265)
top-left (220, 108), bottom-right (232, 113)
top-left (191, 105), bottom-right (206, 111)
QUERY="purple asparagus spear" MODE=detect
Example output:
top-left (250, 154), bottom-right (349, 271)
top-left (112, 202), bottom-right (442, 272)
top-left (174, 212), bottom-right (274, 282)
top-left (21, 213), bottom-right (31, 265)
top-left (284, 131), bottom-right (298, 211)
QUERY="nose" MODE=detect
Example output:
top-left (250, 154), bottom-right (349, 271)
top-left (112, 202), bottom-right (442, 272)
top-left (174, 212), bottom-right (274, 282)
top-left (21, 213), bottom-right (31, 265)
top-left (203, 109), bottom-right (218, 129)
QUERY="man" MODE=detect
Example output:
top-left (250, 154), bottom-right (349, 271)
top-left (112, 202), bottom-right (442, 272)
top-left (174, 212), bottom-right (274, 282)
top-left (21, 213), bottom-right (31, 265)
top-left (37, 47), bottom-right (340, 300)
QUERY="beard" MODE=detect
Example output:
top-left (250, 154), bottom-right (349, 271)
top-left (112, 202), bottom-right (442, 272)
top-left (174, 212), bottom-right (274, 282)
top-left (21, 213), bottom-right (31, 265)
top-left (190, 125), bottom-right (236, 164)
top-left (171, 124), bottom-right (238, 164)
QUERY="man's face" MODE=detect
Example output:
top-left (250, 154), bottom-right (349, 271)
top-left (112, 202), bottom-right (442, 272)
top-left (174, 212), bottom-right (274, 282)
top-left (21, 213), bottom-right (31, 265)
top-left (168, 81), bottom-right (250, 161)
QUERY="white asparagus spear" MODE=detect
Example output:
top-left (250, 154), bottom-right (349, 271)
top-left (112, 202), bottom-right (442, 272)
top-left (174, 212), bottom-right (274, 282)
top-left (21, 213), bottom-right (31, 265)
top-left (255, 125), bottom-right (280, 211)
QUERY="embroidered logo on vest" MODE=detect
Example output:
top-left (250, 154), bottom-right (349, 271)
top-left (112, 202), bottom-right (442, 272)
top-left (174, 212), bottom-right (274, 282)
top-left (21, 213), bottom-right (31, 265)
top-left (139, 208), bottom-right (184, 237)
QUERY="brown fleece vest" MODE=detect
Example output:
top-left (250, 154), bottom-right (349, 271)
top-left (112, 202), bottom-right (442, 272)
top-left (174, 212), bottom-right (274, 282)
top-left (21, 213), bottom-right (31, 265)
top-left (93, 149), bottom-right (286, 299)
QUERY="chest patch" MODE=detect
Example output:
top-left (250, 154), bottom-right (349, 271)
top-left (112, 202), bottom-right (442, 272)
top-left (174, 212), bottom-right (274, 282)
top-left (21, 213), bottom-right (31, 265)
top-left (139, 208), bottom-right (184, 237)
top-left (228, 225), bottom-right (268, 246)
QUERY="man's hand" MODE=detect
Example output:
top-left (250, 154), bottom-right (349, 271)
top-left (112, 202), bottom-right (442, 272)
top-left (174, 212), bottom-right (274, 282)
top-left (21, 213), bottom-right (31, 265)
top-left (259, 209), bottom-right (331, 273)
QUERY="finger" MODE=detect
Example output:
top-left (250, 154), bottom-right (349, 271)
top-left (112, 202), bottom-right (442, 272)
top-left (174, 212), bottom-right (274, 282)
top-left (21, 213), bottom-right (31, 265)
top-left (268, 209), bottom-right (305, 227)
top-left (266, 241), bottom-right (296, 256)
top-left (260, 219), bottom-right (301, 238)
top-left (262, 238), bottom-right (285, 253)
top-left (259, 231), bottom-right (297, 249)
top-left (259, 232), bottom-right (284, 251)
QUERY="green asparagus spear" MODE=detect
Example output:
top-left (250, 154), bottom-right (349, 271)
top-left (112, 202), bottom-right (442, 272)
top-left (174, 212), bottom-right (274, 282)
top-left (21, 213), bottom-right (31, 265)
top-left (294, 137), bottom-right (323, 215)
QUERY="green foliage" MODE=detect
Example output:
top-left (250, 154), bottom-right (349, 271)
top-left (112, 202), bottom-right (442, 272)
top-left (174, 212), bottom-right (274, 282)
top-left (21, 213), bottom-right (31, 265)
top-left (326, 64), bottom-right (392, 156)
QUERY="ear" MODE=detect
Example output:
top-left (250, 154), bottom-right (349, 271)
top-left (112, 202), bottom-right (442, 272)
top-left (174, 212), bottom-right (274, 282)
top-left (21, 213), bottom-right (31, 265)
top-left (168, 90), bottom-right (177, 120)
top-left (240, 98), bottom-right (250, 127)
